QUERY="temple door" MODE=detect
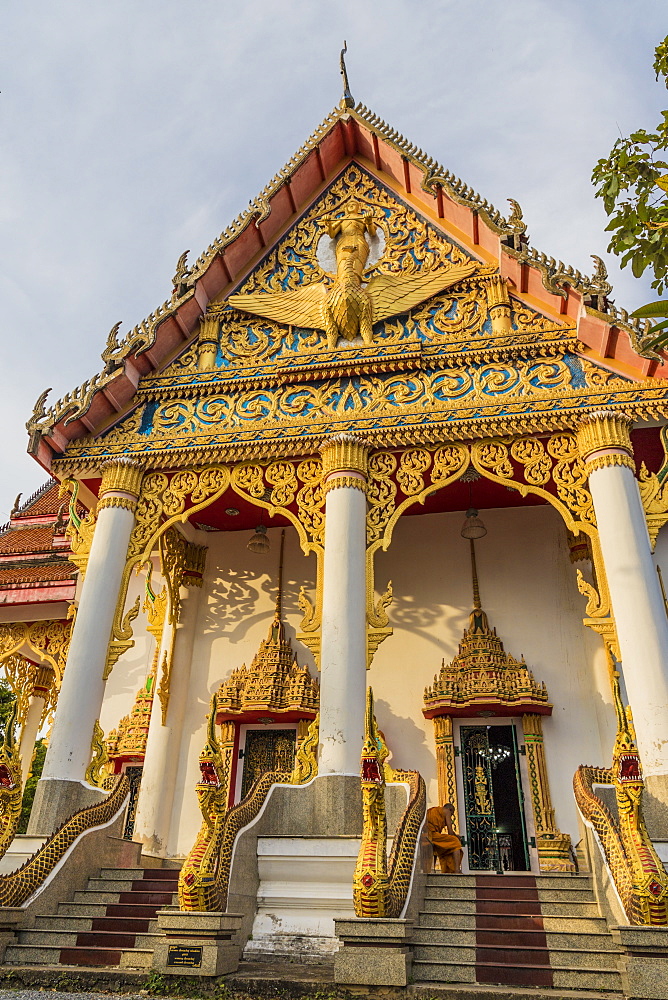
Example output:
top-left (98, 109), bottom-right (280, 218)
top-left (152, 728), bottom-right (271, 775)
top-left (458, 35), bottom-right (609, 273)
top-left (239, 728), bottom-right (296, 799)
top-left (122, 765), bottom-right (144, 840)
top-left (460, 723), bottom-right (530, 872)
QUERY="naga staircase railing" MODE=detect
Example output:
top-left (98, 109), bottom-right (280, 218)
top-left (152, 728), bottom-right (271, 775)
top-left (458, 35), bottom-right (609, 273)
top-left (0, 774), bottom-right (129, 908)
top-left (573, 673), bottom-right (668, 925)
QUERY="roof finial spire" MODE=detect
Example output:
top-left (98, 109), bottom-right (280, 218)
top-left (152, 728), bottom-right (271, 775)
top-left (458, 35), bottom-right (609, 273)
top-left (340, 41), bottom-right (354, 110)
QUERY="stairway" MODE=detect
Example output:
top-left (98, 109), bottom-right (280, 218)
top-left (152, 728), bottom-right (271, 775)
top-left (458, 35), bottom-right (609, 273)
top-left (412, 872), bottom-right (623, 993)
top-left (4, 866), bottom-right (180, 969)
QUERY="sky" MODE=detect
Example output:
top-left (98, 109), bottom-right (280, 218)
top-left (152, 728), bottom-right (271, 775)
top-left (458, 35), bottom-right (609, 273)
top-left (1, 0), bottom-right (666, 521)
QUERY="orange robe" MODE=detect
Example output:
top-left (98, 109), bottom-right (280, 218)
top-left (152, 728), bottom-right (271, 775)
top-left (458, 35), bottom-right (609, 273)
top-left (426, 806), bottom-right (462, 873)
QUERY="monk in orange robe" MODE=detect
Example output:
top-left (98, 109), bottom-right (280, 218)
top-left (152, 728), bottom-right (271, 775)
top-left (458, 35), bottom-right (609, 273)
top-left (427, 803), bottom-right (463, 873)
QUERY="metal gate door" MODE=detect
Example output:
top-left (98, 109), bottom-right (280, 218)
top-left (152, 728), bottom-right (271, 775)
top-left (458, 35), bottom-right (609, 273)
top-left (461, 725), bottom-right (498, 871)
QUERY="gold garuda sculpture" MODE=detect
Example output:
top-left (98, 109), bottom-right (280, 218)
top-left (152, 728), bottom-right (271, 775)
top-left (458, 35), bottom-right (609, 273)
top-left (228, 198), bottom-right (477, 348)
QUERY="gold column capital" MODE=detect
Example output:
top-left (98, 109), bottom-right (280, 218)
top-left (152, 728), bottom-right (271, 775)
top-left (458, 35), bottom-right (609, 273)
top-left (98, 459), bottom-right (144, 511)
top-left (320, 434), bottom-right (370, 478)
top-left (198, 313), bottom-right (219, 372)
top-left (576, 411), bottom-right (635, 474)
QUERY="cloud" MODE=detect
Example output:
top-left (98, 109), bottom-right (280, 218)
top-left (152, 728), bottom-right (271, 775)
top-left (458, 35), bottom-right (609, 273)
top-left (0, 0), bottom-right (665, 517)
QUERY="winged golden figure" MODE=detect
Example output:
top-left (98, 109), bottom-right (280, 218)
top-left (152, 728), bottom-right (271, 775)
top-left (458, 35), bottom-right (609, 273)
top-left (228, 199), bottom-right (478, 349)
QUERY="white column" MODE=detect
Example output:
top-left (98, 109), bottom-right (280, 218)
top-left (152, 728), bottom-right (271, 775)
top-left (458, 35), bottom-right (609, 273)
top-left (133, 581), bottom-right (203, 856)
top-left (18, 668), bottom-right (51, 784)
top-left (318, 435), bottom-right (369, 776)
top-left (41, 459), bottom-right (143, 784)
top-left (578, 412), bottom-right (668, 777)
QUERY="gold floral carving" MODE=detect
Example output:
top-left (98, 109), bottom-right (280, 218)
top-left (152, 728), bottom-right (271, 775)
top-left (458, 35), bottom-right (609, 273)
top-left (469, 433), bottom-right (621, 658)
top-left (198, 314), bottom-right (220, 372)
top-left (321, 435), bottom-right (370, 478)
top-left (577, 411), bottom-right (634, 462)
top-left (85, 719), bottom-right (112, 787)
top-left (216, 608), bottom-right (319, 719)
top-left (0, 620), bottom-right (72, 688)
top-left (157, 651), bottom-right (170, 725)
top-left (99, 458), bottom-right (144, 499)
top-left (323, 475), bottom-right (366, 494)
top-left (522, 714), bottom-right (575, 873)
top-left (291, 714), bottom-right (319, 785)
top-left (107, 673), bottom-right (154, 763)
top-left (433, 715), bottom-right (458, 829)
top-left (96, 496), bottom-right (138, 513)
top-left (638, 428), bottom-right (668, 550)
top-left (103, 597), bottom-right (140, 680)
top-left (1, 655), bottom-right (40, 734)
top-left (60, 478), bottom-right (96, 579)
top-left (56, 352), bottom-right (665, 472)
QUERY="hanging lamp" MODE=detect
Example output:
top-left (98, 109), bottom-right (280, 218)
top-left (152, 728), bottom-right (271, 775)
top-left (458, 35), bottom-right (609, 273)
top-left (247, 524), bottom-right (270, 554)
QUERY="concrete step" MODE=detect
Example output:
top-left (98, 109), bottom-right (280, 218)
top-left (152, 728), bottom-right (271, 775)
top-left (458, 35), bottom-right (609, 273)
top-left (424, 885), bottom-right (477, 900)
top-left (17, 929), bottom-right (80, 948)
top-left (476, 944), bottom-right (616, 972)
top-left (33, 914), bottom-right (94, 932)
top-left (545, 931), bottom-right (618, 951)
top-left (421, 899), bottom-right (477, 915)
top-left (534, 875), bottom-right (595, 889)
top-left (5, 944), bottom-right (62, 965)
top-left (410, 983), bottom-right (620, 998)
top-left (542, 914), bottom-right (610, 933)
top-left (414, 943), bottom-right (476, 963)
top-left (413, 927), bottom-right (475, 946)
top-left (58, 946), bottom-right (124, 967)
top-left (553, 969), bottom-right (622, 992)
top-left (72, 890), bottom-right (121, 905)
top-left (416, 914), bottom-right (476, 930)
top-left (540, 901), bottom-right (601, 917)
top-left (98, 868), bottom-right (146, 881)
top-left (55, 902), bottom-right (110, 918)
top-left (86, 878), bottom-right (149, 893)
top-left (120, 948), bottom-right (154, 969)
top-left (412, 959), bottom-right (476, 984)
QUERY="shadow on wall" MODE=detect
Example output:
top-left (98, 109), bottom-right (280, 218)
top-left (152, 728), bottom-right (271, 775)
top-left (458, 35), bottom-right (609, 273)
top-left (373, 696), bottom-right (433, 781)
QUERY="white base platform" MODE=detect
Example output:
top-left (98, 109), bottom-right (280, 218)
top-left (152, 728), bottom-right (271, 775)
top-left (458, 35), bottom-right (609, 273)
top-left (243, 836), bottom-right (363, 961)
top-left (0, 835), bottom-right (47, 875)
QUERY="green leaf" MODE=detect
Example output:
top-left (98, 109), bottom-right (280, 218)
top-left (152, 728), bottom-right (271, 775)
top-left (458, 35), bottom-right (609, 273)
top-left (631, 300), bottom-right (668, 318)
top-left (632, 255), bottom-right (647, 278)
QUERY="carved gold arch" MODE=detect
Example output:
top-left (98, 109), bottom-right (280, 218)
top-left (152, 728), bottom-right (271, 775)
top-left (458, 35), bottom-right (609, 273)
top-left (104, 459), bottom-right (325, 678)
top-left (98, 431), bottom-right (620, 682)
top-left (362, 432), bottom-right (618, 670)
top-left (0, 620), bottom-right (71, 689)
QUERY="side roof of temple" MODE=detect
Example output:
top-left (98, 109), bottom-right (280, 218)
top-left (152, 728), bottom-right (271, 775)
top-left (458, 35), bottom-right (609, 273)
top-left (26, 99), bottom-right (668, 474)
top-left (0, 480), bottom-right (78, 605)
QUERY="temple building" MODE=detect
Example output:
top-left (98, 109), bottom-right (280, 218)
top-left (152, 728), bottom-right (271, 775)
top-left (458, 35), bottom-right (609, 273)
top-left (1, 80), bottom-right (668, 995)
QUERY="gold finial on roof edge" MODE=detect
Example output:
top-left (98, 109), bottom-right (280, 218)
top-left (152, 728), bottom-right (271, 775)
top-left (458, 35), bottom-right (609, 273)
top-left (340, 41), bottom-right (354, 110)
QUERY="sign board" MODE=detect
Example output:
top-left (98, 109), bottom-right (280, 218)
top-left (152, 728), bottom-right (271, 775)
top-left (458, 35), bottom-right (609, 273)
top-left (167, 944), bottom-right (203, 968)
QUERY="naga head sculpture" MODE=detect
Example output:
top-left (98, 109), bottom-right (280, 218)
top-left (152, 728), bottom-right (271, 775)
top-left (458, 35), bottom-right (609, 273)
top-left (611, 675), bottom-right (644, 815)
top-left (360, 687), bottom-right (385, 787)
top-left (196, 695), bottom-right (225, 816)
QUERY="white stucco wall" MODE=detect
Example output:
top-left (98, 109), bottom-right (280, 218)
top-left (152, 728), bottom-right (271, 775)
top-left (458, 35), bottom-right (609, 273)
top-left (98, 506), bottom-right (614, 858)
top-left (369, 504), bottom-right (615, 848)
top-left (168, 525), bottom-right (317, 856)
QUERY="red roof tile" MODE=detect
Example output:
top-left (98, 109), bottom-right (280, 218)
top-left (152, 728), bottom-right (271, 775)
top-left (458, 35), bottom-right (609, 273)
top-left (0, 525), bottom-right (58, 555)
top-left (0, 563), bottom-right (75, 586)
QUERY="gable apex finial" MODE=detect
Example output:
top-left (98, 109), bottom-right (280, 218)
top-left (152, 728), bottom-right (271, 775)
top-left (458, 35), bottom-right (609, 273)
top-left (340, 40), bottom-right (355, 110)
